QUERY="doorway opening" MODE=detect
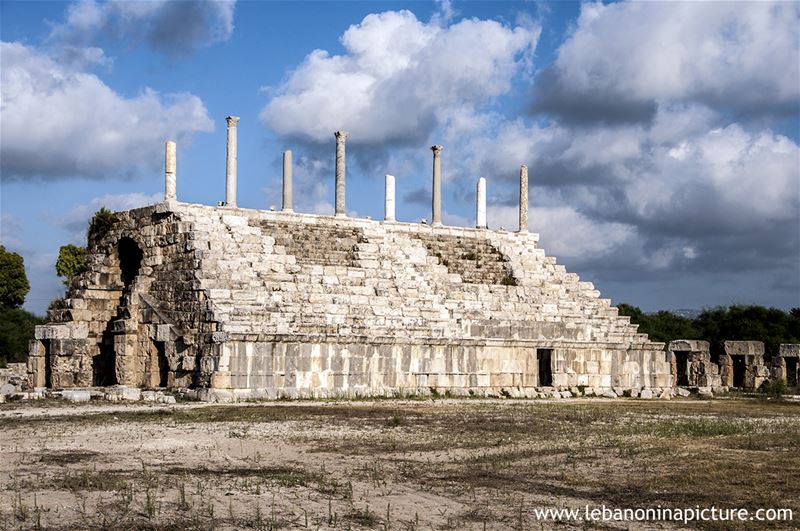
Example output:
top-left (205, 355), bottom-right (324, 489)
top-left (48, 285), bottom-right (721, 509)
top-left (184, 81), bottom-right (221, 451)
top-left (732, 355), bottom-right (746, 388)
top-left (674, 351), bottom-right (690, 386)
top-left (93, 325), bottom-right (118, 386)
top-left (155, 341), bottom-right (169, 388)
top-left (786, 357), bottom-right (798, 387)
top-left (118, 237), bottom-right (143, 290)
top-left (43, 340), bottom-right (52, 388)
top-left (537, 349), bottom-right (553, 387)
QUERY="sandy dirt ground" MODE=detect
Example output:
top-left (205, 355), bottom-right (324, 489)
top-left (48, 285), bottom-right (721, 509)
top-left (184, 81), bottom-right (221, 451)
top-left (1, 397), bottom-right (798, 530)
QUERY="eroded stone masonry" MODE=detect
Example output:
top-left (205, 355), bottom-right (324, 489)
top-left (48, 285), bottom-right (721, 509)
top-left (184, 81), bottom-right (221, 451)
top-left (26, 125), bottom-right (796, 401)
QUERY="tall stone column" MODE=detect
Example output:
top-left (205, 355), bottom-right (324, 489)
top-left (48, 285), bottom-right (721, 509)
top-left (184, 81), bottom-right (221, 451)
top-left (225, 116), bottom-right (240, 207)
top-left (476, 177), bottom-right (487, 229)
top-left (519, 164), bottom-right (528, 233)
top-left (282, 150), bottom-right (293, 212)
top-left (334, 131), bottom-right (348, 217)
top-left (165, 140), bottom-right (176, 201)
top-left (385, 174), bottom-right (396, 222)
top-left (431, 145), bottom-right (443, 226)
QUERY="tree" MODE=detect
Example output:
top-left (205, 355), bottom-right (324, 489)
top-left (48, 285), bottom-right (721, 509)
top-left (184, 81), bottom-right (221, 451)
top-left (56, 244), bottom-right (86, 286)
top-left (0, 307), bottom-right (44, 366)
top-left (0, 246), bottom-right (30, 308)
top-left (87, 206), bottom-right (116, 243)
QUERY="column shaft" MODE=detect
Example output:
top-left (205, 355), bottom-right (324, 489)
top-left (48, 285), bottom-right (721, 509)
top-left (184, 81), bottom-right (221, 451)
top-left (431, 145), bottom-right (443, 226)
top-left (385, 174), bottom-right (396, 221)
top-left (282, 150), bottom-right (293, 212)
top-left (165, 140), bottom-right (176, 201)
top-left (334, 131), bottom-right (348, 216)
top-left (519, 165), bottom-right (529, 233)
top-left (225, 116), bottom-right (240, 207)
top-left (476, 177), bottom-right (487, 229)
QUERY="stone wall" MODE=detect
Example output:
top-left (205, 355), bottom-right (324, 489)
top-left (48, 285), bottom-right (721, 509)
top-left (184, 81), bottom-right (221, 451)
top-left (30, 201), bottom-right (671, 400)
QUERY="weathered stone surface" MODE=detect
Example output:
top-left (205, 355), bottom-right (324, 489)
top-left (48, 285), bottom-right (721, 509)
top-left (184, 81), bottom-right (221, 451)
top-left (676, 387), bottom-right (690, 397)
top-left (640, 389), bottom-right (654, 399)
top-left (62, 389), bottom-right (90, 402)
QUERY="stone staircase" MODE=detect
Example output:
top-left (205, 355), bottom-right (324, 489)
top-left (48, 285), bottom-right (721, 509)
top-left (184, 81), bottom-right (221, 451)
top-left (412, 232), bottom-right (516, 285)
top-left (255, 220), bottom-right (366, 267)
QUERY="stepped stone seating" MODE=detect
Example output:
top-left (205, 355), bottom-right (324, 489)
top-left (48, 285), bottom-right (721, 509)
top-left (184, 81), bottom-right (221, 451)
top-left (412, 232), bottom-right (515, 285)
top-left (29, 201), bottom-right (672, 400)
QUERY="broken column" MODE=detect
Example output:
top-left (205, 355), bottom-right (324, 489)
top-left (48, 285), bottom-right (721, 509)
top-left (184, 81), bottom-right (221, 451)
top-left (335, 131), bottom-right (348, 217)
top-left (165, 140), bottom-right (176, 201)
top-left (385, 174), bottom-right (395, 222)
top-left (476, 177), bottom-right (487, 229)
top-left (282, 150), bottom-right (293, 212)
top-left (519, 164), bottom-right (528, 233)
top-left (225, 116), bottom-right (240, 207)
top-left (431, 145), bottom-right (443, 226)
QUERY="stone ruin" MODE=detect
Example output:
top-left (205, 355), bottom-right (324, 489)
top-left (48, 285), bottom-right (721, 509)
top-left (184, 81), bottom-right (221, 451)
top-left (668, 339), bottom-right (799, 392)
top-left (774, 344), bottom-right (799, 389)
top-left (668, 340), bottom-right (721, 388)
top-left (24, 118), bottom-right (798, 401)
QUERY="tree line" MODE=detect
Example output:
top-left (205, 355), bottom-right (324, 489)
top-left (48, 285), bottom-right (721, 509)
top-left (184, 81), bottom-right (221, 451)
top-left (617, 303), bottom-right (800, 359)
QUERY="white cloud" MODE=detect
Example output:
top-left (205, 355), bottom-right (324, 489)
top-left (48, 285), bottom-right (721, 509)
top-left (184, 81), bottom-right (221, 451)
top-left (0, 42), bottom-right (214, 180)
top-left (48, 0), bottom-right (236, 56)
top-left (535, 1), bottom-right (800, 120)
top-left (261, 10), bottom-right (539, 144)
top-left (488, 204), bottom-right (635, 260)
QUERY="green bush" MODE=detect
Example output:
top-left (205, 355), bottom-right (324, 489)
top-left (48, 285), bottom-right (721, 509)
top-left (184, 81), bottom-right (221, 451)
top-left (0, 306), bottom-right (45, 365)
top-left (762, 379), bottom-right (787, 400)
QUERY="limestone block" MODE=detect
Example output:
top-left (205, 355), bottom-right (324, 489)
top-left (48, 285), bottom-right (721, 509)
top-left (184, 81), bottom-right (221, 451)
top-left (639, 389), bottom-right (654, 399)
top-left (779, 343), bottom-right (800, 358)
top-left (62, 390), bottom-right (91, 402)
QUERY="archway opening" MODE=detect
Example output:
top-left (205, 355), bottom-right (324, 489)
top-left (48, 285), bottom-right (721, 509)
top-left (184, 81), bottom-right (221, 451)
top-left (118, 237), bottom-right (143, 291)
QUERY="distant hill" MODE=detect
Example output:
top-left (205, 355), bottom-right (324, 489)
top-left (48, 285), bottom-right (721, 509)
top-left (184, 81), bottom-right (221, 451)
top-left (669, 309), bottom-right (702, 319)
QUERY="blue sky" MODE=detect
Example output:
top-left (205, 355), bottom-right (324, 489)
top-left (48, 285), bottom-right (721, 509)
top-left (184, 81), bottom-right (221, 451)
top-left (1, 0), bottom-right (799, 315)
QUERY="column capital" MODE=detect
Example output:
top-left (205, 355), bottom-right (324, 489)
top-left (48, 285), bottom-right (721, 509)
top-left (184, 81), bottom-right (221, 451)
top-left (226, 116), bottom-right (240, 127)
top-left (431, 145), bottom-right (443, 154)
top-left (335, 130), bottom-right (349, 141)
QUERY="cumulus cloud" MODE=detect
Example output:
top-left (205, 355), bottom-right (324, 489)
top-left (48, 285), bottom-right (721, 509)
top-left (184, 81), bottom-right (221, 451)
top-left (532, 1), bottom-right (800, 122)
top-left (0, 42), bottom-right (214, 180)
top-left (48, 0), bottom-right (236, 57)
top-left (261, 9), bottom-right (539, 144)
top-left (60, 192), bottom-right (163, 243)
top-left (471, 104), bottom-right (800, 279)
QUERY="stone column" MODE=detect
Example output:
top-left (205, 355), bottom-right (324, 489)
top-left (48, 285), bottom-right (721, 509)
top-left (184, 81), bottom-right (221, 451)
top-left (225, 116), bottom-right (240, 207)
top-left (431, 145), bottom-right (443, 226)
top-left (476, 177), bottom-right (487, 229)
top-left (334, 131), bottom-right (348, 217)
top-left (519, 164), bottom-right (528, 233)
top-left (165, 140), bottom-right (176, 201)
top-left (282, 150), bottom-right (293, 212)
top-left (385, 174), bottom-right (396, 222)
